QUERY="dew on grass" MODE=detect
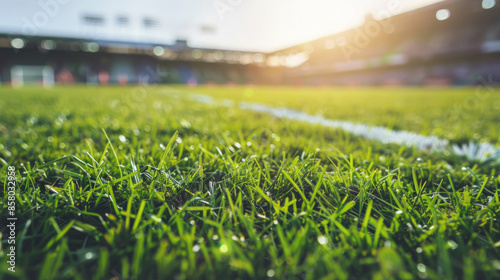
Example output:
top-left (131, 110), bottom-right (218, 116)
top-left (190, 220), bottom-right (195, 226)
top-left (21, 143), bottom-right (29, 149)
top-left (417, 263), bottom-right (426, 273)
top-left (85, 252), bottom-right (93, 260)
top-left (151, 215), bottom-right (161, 222)
top-left (234, 142), bottom-right (241, 148)
top-left (28, 116), bottom-right (38, 125)
top-left (273, 220), bottom-right (278, 225)
top-left (4, 150), bottom-right (13, 157)
top-left (133, 128), bottom-right (140, 135)
top-left (184, 157), bottom-right (188, 161)
top-left (220, 244), bottom-right (228, 253)
top-left (212, 235), bottom-right (219, 241)
top-left (57, 114), bottom-right (66, 123)
top-left (192, 244), bottom-right (200, 253)
top-left (317, 236), bottom-right (328, 245)
top-left (176, 138), bottom-right (182, 144)
top-left (267, 269), bottom-right (275, 277)
top-left (216, 147), bottom-right (224, 157)
top-left (416, 247), bottom-right (423, 253)
top-left (384, 240), bottom-right (391, 248)
top-left (395, 210), bottom-right (403, 215)
top-left (47, 136), bottom-right (54, 142)
top-left (119, 135), bottom-right (127, 143)
top-left (316, 148), bottom-right (320, 152)
top-left (190, 145), bottom-right (195, 150)
top-left (59, 143), bottom-right (66, 149)
top-left (160, 144), bottom-right (166, 150)
top-left (417, 158), bottom-right (423, 162)
top-left (247, 142), bottom-right (252, 147)
top-left (242, 158), bottom-right (246, 162)
top-left (447, 240), bottom-right (458, 250)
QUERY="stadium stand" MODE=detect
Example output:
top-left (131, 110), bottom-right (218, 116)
top-left (0, 37), bottom-right (270, 86)
top-left (273, 0), bottom-right (500, 86)
top-left (0, 0), bottom-right (499, 86)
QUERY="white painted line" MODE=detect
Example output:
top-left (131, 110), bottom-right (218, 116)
top-left (186, 92), bottom-right (500, 162)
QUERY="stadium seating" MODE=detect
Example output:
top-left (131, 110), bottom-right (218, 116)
top-left (0, 0), bottom-right (499, 86)
top-left (275, 0), bottom-right (500, 86)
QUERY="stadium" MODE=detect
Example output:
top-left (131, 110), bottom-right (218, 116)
top-left (0, 0), bottom-right (499, 279)
top-left (1, 0), bottom-right (500, 86)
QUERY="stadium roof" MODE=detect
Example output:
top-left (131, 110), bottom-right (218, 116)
top-left (0, 0), bottom-right (444, 52)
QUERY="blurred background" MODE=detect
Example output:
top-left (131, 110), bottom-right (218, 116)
top-left (0, 0), bottom-right (499, 87)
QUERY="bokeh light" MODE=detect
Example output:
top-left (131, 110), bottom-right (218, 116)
top-left (436, 9), bottom-right (451, 21)
top-left (482, 0), bottom-right (496, 9)
top-left (11, 38), bottom-right (25, 49)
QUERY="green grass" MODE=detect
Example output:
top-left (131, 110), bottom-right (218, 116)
top-left (0, 86), bottom-right (499, 280)
top-left (189, 86), bottom-right (500, 145)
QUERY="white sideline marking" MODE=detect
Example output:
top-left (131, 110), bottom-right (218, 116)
top-left (187, 93), bottom-right (500, 162)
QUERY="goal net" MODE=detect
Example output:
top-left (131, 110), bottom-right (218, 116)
top-left (11, 65), bottom-right (54, 88)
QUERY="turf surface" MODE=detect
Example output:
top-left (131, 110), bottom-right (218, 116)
top-left (0, 86), bottom-right (499, 280)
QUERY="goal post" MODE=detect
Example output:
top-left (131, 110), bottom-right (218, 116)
top-left (11, 65), bottom-right (55, 88)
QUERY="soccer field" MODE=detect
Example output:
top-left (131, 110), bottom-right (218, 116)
top-left (1, 86), bottom-right (499, 279)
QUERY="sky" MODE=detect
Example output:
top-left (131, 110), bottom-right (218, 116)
top-left (0, 0), bottom-right (443, 52)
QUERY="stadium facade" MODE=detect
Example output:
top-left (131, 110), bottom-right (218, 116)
top-left (0, 0), bottom-right (499, 86)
